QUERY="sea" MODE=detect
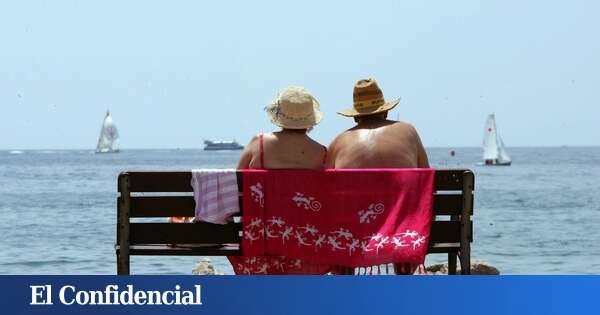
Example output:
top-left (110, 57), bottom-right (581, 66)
top-left (1, 147), bottom-right (599, 275)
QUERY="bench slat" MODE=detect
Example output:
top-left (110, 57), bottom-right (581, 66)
top-left (129, 196), bottom-right (196, 217)
top-left (120, 171), bottom-right (192, 193)
top-left (434, 194), bottom-right (473, 215)
top-left (428, 243), bottom-right (460, 253)
top-left (118, 244), bottom-right (459, 256)
top-left (430, 221), bottom-right (472, 243)
top-left (128, 222), bottom-right (241, 244)
top-left (434, 170), bottom-right (466, 191)
top-left (123, 220), bottom-right (469, 245)
top-left (116, 244), bottom-right (242, 256)
top-left (124, 193), bottom-right (471, 217)
top-left (119, 170), bottom-right (470, 192)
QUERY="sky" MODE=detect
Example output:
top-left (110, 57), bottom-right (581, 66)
top-left (1, 0), bottom-right (598, 149)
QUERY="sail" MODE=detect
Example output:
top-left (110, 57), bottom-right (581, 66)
top-left (482, 114), bottom-right (499, 160)
top-left (498, 136), bottom-right (511, 164)
top-left (96, 111), bottom-right (119, 153)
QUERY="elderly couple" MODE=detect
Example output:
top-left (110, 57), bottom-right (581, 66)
top-left (237, 78), bottom-right (429, 170)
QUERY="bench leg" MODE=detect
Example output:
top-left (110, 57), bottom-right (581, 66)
top-left (460, 171), bottom-right (473, 275)
top-left (448, 253), bottom-right (457, 275)
top-left (393, 263), bottom-right (413, 275)
top-left (117, 173), bottom-right (131, 275)
top-left (117, 253), bottom-right (130, 275)
top-left (460, 248), bottom-right (471, 275)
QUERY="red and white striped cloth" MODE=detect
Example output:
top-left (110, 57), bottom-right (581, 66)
top-left (191, 169), bottom-right (240, 224)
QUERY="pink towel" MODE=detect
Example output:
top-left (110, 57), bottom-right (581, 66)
top-left (191, 169), bottom-right (240, 224)
top-left (228, 169), bottom-right (435, 274)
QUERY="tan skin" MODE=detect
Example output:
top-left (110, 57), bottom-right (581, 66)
top-left (327, 112), bottom-right (429, 169)
top-left (237, 129), bottom-right (326, 169)
top-left (327, 111), bottom-right (429, 275)
top-left (237, 128), bottom-right (340, 272)
top-left (237, 116), bottom-right (426, 274)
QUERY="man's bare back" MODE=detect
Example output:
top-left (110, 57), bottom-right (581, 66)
top-left (327, 116), bottom-right (429, 168)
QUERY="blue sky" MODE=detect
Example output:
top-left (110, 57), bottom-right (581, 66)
top-left (1, 0), bottom-right (598, 149)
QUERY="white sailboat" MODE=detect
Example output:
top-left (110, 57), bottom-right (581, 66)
top-left (96, 110), bottom-right (120, 153)
top-left (482, 113), bottom-right (511, 166)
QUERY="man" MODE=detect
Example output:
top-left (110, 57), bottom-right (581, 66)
top-left (327, 78), bottom-right (429, 275)
top-left (327, 78), bottom-right (429, 168)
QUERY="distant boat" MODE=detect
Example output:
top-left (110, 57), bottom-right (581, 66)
top-left (482, 114), bottom-right (511, 166)
top-left (96, 110), bottom-right (120, 153)
top-left (203, 140), bottom-right (244, 151)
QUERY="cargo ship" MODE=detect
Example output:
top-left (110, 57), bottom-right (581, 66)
top-left (203, 140), bottom-right (244, 151)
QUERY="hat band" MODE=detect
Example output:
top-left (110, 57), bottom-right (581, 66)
top-left (277, 110), bottom-right (314, 121)
top-left (271, 103), bottom-right (315, 122)
top-left (353, 98), bottom-right (385, 110)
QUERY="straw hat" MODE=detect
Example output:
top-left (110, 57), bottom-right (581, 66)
top-left (265, 86), bottom-right (323, 129)
top-left (337, 78), bottom-right (400, 117)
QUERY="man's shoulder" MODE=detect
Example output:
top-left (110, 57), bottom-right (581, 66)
top-left (336, 120), bottom-right (416, 137)
top-left (328, 128), bottom-right (356, 151)
top-left (391, 120), bottom-right (415, 128)
top-left (390, 120), bottom-right (418, 134)
top-left (333, 128), bottom-right (359, 141)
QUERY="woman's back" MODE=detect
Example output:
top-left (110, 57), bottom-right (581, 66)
top-left (238, 131), bottom-right (326, 169)
top-left (232, 85), bottom-right (331, 275)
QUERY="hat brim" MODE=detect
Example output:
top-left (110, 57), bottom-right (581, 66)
top-left (269, 111), bottom-right (322, 129)
top-left (337, 98), bottom-right (400, 117)
top-left (266, 100), bottom-right (323, 129)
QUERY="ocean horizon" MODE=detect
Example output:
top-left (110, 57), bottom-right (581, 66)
top-left (3, 145), bottom-right (600, 151)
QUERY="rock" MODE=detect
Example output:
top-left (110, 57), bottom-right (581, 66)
top-left (425, 260), bottom-right (500, 275)
top-left (192, 258), bottom-right (223, 275)
top-left (424, 263), bottom-right (449, 275)
top-left (470, 261), bottom-right (500, 275)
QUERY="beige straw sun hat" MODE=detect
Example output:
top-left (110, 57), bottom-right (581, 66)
top-left (265, 86), bottom-right (323, 129)
top-left (337, 78), bottom-right (400, 117)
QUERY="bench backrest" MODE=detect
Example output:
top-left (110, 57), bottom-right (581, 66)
top-left (117, 169), bottom-right (474, 274)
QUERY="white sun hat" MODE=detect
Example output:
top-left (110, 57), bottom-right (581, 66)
top-left (264, 86), bottom-right (323, 129)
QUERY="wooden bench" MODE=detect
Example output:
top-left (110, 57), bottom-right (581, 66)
top-left (116, 169), bottom-right (474, 275)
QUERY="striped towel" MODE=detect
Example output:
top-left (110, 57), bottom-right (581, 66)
top-left (191, 169), bottom-right (240, 224)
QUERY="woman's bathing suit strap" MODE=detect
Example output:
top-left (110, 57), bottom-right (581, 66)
top-left (259, 133), bottom-right (265, 169)
top-left (260, 133), bottom-right (326, 168)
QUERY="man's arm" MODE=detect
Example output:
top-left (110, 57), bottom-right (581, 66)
top-left (325, 136), bottom-right (341, 169)
top-left (415, 131), bottom-right (429, 168)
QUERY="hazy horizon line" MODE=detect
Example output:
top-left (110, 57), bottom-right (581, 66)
top-left (2, 145), bottom-right (599, 151)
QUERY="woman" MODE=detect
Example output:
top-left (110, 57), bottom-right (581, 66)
top-left (237, 86), bottom-right (326, 169)
top-left (231, 86), bottom-right (331, 274)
